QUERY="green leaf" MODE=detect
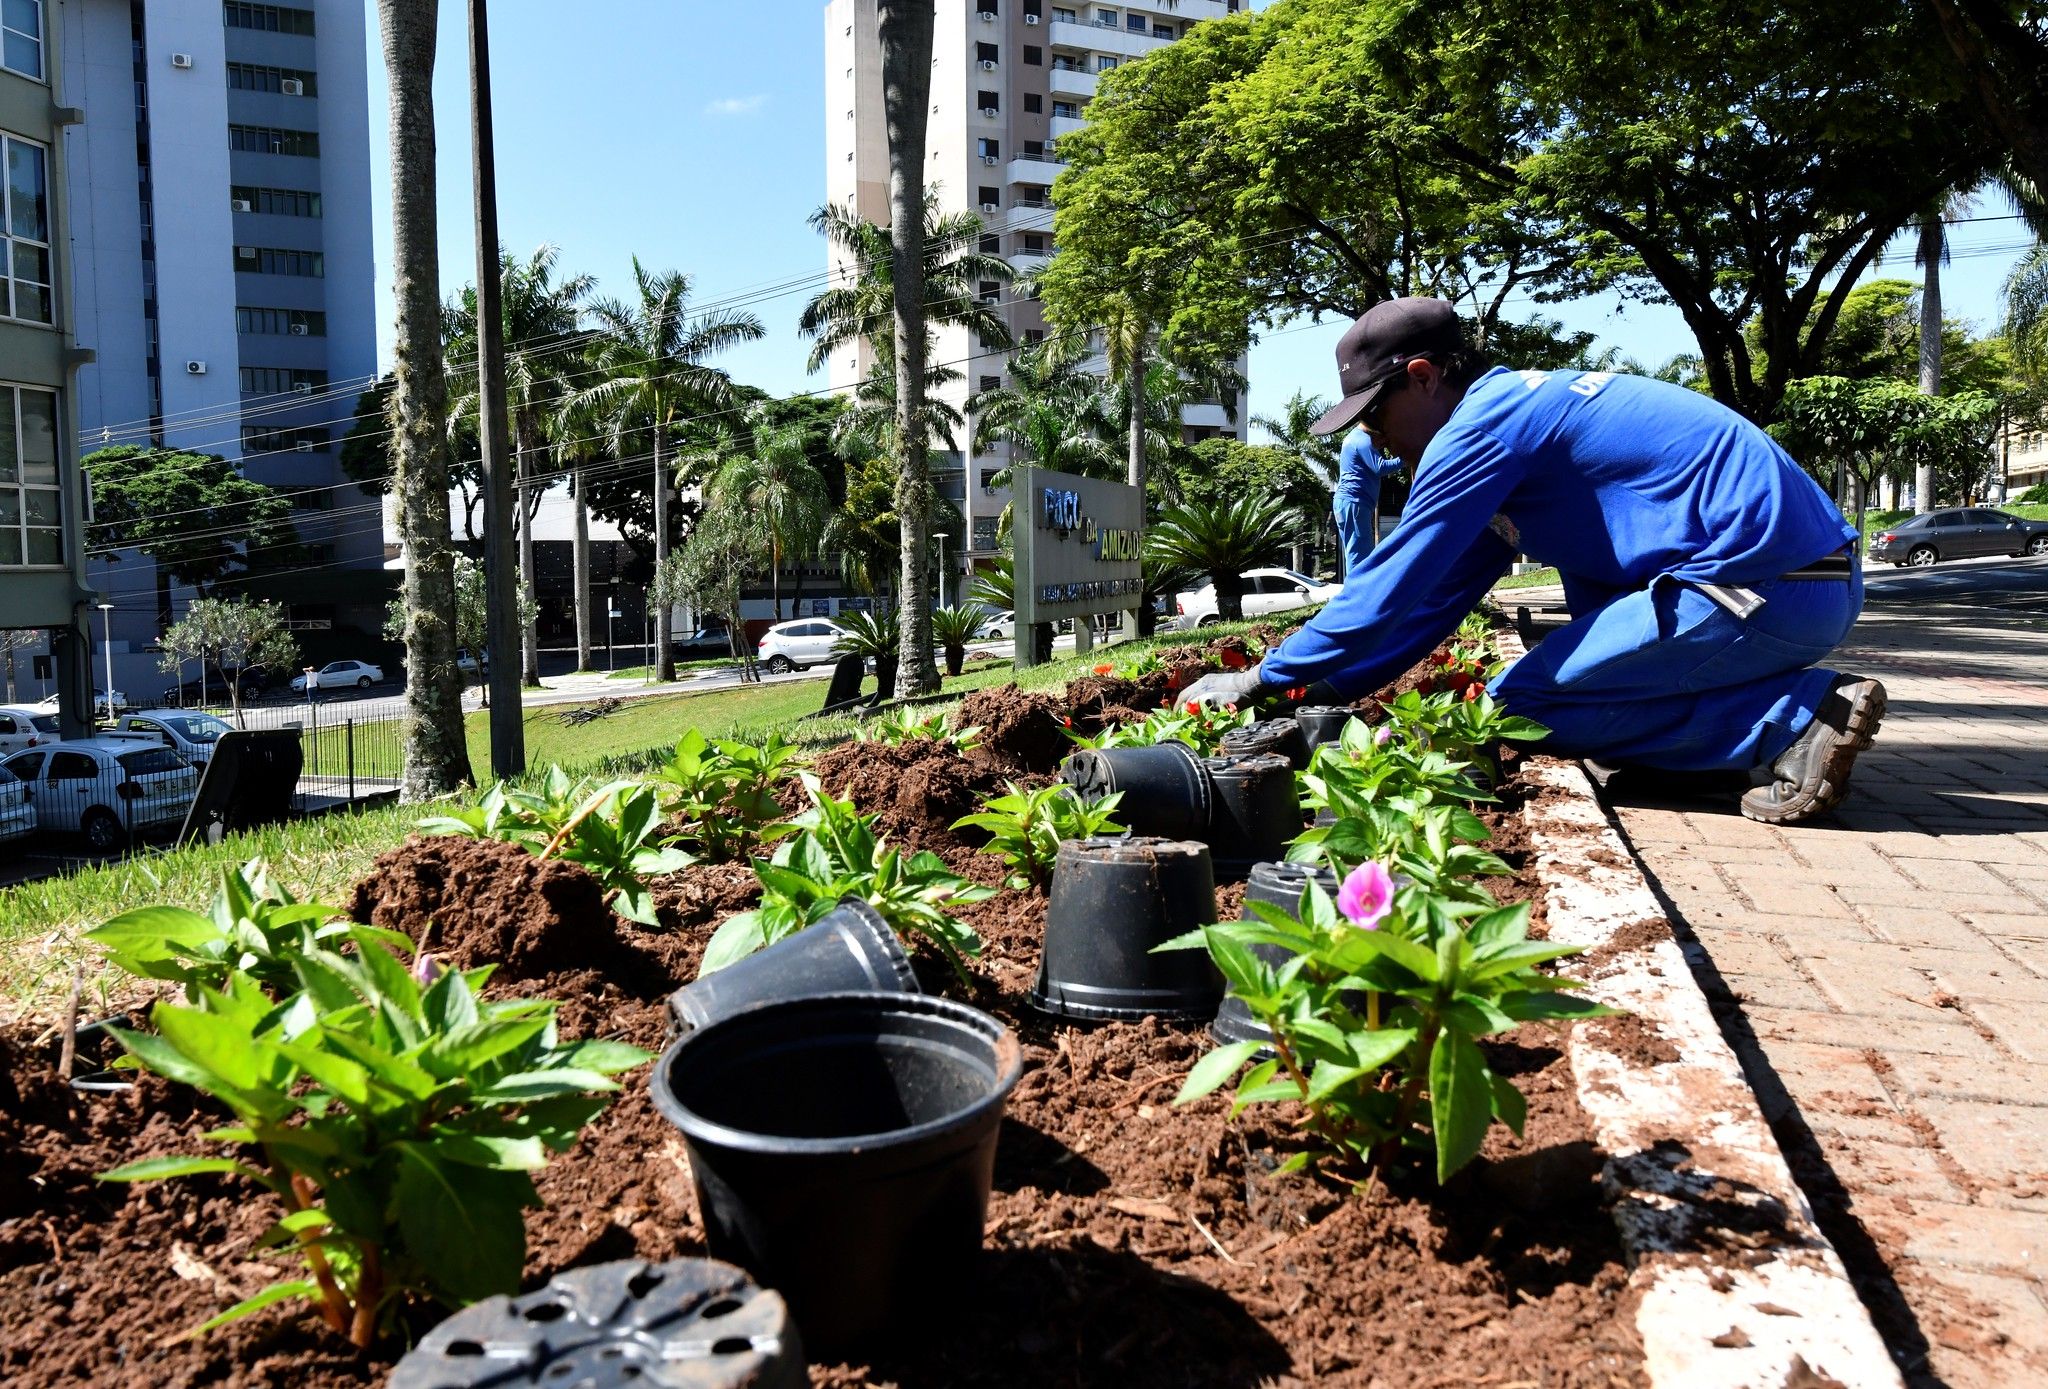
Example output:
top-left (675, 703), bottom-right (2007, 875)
top-left (424, 1018), bottom-right (552, 1078)
top-left (1490, 1072), bottom-right (1528, 1137)
top-left (552, 1039), bottom-right (653, 1075)
top-left (430, 1131), bottom-right (550, 1171)
top-left (1203, 928), bottom-right (1269, 1001)
top-left (96, 1155), bottom-right (276, 1189)
top-left (105, 1022), bottom-right (224, 1093)
top-left (184, 1279), bottom-right (322, 1340)
top-left (1428, 1030), bottom-right (1494, 1184)
top-left (700, 911), bottom-right (767, 976)
top-left (1499, 992), bottom-right (1620, 1022)
top-left (472, 1068), bottom-right (621, 1102)
top-left (1175, 1039), bottom-right (1265, 1104)
top-left (393, 1144), bottom-right (530, 1303)
top-left (86, 906), bottom-right (221, 962)
top-left (153, 1005), bottom-right (265, 1094)
top-left (275, 1041), bottom-right (372, 1108)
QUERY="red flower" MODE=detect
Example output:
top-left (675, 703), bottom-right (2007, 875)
top-left (1093, 663), bottom-right (1115, 676)
top-left (1415, 676), bottom-right (1438, 695)
top-left (1431, 651), bottom-right (1453, 667)
top-left (1464, 683), bottom-right (1484, 702)
top-left (1060, 715), bottom-right (1073, 728)
top-left (1286, 687), bottom-right (1308, 702)
top-left (1185, 700), bottom-right (1201, 715)
top-left (1218, 648), bottom-right (1249, 670)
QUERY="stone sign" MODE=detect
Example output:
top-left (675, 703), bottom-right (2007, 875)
top-left (1010, 465), bottom-right (1144, 667)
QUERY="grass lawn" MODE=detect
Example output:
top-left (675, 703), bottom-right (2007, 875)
top-left (1493, 567), bottom-right (1560, 591)
top-left (0, 627), bottom-right (1238, 1019)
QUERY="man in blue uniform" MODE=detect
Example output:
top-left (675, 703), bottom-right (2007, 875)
top-left (1333, 426), bottom-right (1400, 574)
top-left (1184, 298), bottom-right (1885, 825)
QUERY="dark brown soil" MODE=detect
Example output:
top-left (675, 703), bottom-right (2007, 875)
top-left (811, 737), bottom-right (1014, 855)
top-left (955, 686), bottom-right (1072, 773)
top-left (2, 653), bottom-right (1650, 1387)
top-left (1586, 1013), bottom-right (1683, 1067)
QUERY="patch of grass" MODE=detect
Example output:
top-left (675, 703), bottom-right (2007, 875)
top-left (1493, 566), bottom-right (1561, 591)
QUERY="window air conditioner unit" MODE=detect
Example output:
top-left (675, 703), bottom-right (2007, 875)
top-left (170, 53), bottom-right (193, 69)
top-left (232, 198), bottom-right (252, 212)
top-left (280, 79), bottom-right (304, 96)
top-left (980, 59), bottom-right (997, 70)
top-left (289, 322), bottom-right (308, 335)
top-left (983, 154), bottom-right (998, 165)
top-left (185, 360), bottom-right (206, 375)
top-left (979, 294), bottom-right (1000, 305)
top-left (293, 382), bottom-right (315, 394)
top-left (980, 201), bottom-right (999, 213)
top-left (980, 106), bottom-right (998, 118)
top-left (1025, 12), bottom-right (1040, 22)
top-left (979, 9), bottom-right (998, 19)
top-left (294, 441), bottom-right (314, 452)
top-left (237, 245), bottom-right (257, 258)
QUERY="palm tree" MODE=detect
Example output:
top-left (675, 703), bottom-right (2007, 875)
top-left (967, 334), bottom-right (1120, 486)
top-left (446, 243), bottom-right (594, 684)
top-left (1146, 495), bottom-right (1296, 623)
top-left (708, 412), bottom-right (831, 623)
top-left (377, 0), bottom-right (468, 799)
top-left (574, 259), bottom-right (763, 682)
top-left (1254, 390), bottom-right (1345, 572)
top-left (929, 604), bottom-right (983, 678)
top-left (2007, 243), bottom-right (2048, 382)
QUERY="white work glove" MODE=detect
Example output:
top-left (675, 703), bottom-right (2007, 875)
top-left (1179, 669), bottom-right (1269, 710)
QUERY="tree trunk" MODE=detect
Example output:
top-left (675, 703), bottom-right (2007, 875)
top-left (653, 429), bottom-right (674, 682)
top-left (878, 0), bottom-right (938, 699)
top-left (572, 467), bottom-right (592, 669)
top-left (1916, 215), bottom-right (1943, 513)
top-left (379, 0), bottom-right (470, 798)
top-left (516, 428), bottom-right (541, 686)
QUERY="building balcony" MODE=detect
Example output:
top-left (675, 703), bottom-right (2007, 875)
top-left (1181, 402), bottom-right (1233, 430)
top-left (1010, 249), bottom-right (1052, 273)
top-left (1006, 155), bottom-right (1065, 187)
top-left (1048, 18), bottom-right (1171, 60)
top-left (1048, 65), bottom-right (1097, 98)
top-left (1050, 115), bottom-right (1088, 141)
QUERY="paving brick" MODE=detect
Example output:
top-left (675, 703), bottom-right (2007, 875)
top-left (1745, 1006), bottom-right (2002, 1059)
top-left (1882, 1053), bottom-right (2048, 1107)
top-left (1965, 912), bottom-right (2048, 944)
top-left (1974, 1003), bottom-right (2048, 1063)
top-left (1717, 864), bottom-right (1859, 920)
top-left (1714, 909), bottom-right (1889, 944)
top-left (1682, 812), bottom-right (1787, 848)
top-left (1825, 1136), bottom-right (1970, 1205)
top-left (1861, 907), bottom-right (2006, 953)
top-left (1610, 805), bottom-right (1695, 844)
top-left (1924, 956), bottom-right (2048, 1005)
top-left (1801, 946), bottom-right (1942, 1015)
top-left (1912, 1098), bottom-right (2048, 1207)
top-left (1912, 1269), bottom-right (2048, 1389)
top-left (1900, 1201), bottom-right (2048, 1273)
top-left (1893, 858), bottom-right (2029, 901)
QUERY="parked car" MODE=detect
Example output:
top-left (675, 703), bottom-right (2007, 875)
top-left (35, 687), bottom-right (127, 716)
top-left (164, 665), bottom-right (273, 704)
top-left (108, 710), bottom-right (235, 767)
top-left (755, 618), bottom-right (848, 674)
top-left (673, 625), bottom-right (734, 659)
top-left (1175, 567), bottom-right (1342, 628)
top-left (975, 610), bottom-right (1014, 641)
top-left (290, 659), bottom-right (385, 692)
top-left (1868, 508), bottom-right (2048, 566)
top-left (0, 705), bottom-right (59, 757)
top-left (1, 737), bottom-right (200, 852)
top-left (455, 648), bottom-right (490, 678)
top-left (0, 762), bottom-right (35, 846)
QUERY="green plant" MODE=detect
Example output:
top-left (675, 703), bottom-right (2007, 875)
top-left (1379, 687), bottom-right (1548, 780)
top-left (1069, 699), bottom-right (1254, 755)
top-left (417, 768), bottom-right (692, 926)
top-left (86, 859), bottom-right (412, 1002)
top-left (651, 729), bottom-right (803, 861)
top-left (1144, 495), bottom-right (1296, 623)
top-left (1161, 869), bottom-right (1612, 1186)
top-left (929, 603), bottom-right (986, 677)
top-left (951, 783), bottom-right (1124, 892)
top-left (98, 945), bottom-right (647, 1345)
top-left (830, 607), bottom-right (900, 664)
top-left (702, 774), bottom-right (995, 979)
top-left (855, 704), bottom-right (982, 751)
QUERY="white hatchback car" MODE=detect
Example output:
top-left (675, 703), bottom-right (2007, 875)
top-left (1175, 567), bottom-right (1342, 628)
top-left (0, 761), bottom-right (36, 845)
top-left (2, 737), bottom-right (200, 852)
top-left (291, 659), bottom-right (385, 692)
top-left (0, 705), bottom-right (59, 757)
top-left (755, 619), bottom-right (848, 674)
top-left (110, 710), bottom-right (235, 767)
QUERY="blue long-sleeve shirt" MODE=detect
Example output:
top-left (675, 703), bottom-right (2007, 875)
top-left (1260, 367), bottom-right (1856, 695)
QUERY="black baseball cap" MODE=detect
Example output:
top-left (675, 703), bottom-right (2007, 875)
top-left (1309, 298), bottom-right (1465, 435)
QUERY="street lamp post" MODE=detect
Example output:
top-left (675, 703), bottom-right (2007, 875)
top-left (96, 602), bottom-right (113, 719)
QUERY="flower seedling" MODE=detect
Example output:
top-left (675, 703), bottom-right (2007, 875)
top-left (98, 944), bottom-right (647, 1346)
top-left (652, 729), bottom-right (803, 862)
top-left (854, 705), bottom-right (982, 752)
top-left (1069, 700), bottom-right (1254, 755)
top-left (951, 782), bottom-right (1124, 892)
top-left (1158, 871), bottom-right (1612, 1185)
top-left (1379, 687), bottom-right (1548, 783)
top-left (701, 774), bottom-right (995, 979)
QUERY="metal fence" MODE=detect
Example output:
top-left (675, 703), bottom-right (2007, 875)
top-left (217, 700), bottom-right (403, 806)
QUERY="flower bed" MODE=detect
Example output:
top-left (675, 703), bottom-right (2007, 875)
top-left (0, 629), bottom-right (1651, 1386)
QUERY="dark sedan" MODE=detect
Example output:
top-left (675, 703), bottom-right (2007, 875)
top-left (1868, 508), bottom-right (2048, 567)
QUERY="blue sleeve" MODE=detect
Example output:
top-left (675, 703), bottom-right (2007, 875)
top-left (1259, 425), bottom-right (1523, 690)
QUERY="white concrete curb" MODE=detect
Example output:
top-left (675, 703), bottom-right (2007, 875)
top-left (1525, 755), bottom-right (1902, 1387)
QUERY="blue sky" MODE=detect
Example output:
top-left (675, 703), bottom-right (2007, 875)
top-left (363, 2), bottom-right (2037, 440)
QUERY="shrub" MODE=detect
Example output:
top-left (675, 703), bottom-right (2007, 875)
top-left (1069, 700), bottom-right (1254, 755)
top-left (929, 604), bottom-right (986, 677)
top-left (651, 729), bottom-right (804, 861)
top-left (951, 783), bottom-right (1124, 892)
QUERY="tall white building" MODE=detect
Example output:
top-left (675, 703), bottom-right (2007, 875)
top-left (823, 0), bottom-right (1246, 578)
top-left (57, 0), bottom-right (379, 697)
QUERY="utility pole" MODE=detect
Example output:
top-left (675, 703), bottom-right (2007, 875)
top-left (469, 0), bottom-right (522, 776)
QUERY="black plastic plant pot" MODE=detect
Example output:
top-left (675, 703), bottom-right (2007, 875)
top-left (1295, 705), bottom-right (1361, 751)
top-left (1030, 836), bottom-right (1223, 1021)
top-left (1202, 752), bottom-right (1303, 877)
top-left (1219, 717), bottom-right (1310, 770)
top-left (1211, 861), bottom-right (1339, 1048)
top-left (1060, 740), bottom-right (1210, 840)
top-left (650, 992), bottom-right (1022, 1358)
top-left (665, 896), bottom-right (916, 1035)
top-left (387, 1256), bottom-right (804, 1389)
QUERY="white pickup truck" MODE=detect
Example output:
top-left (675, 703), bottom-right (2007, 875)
top-left (107, 710), bottom-right (236, 768)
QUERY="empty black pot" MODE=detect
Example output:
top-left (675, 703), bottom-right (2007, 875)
top-left (1203, 752), bottom-right (1302, 877)
top-left (666, 897), bottom-right (916, 1035)
top-left (651, 993), bottom-right (1021, 1357)
top-left (1211, 861), bottom-right (1340, 1047)
top-left (387, 1256), bottom-right (804, 1389)
top-left (1296, 705), bottom-right (1360, 752)
top-left (1219, 717), bottom-right (1310, 770)
top-left (1031, 836), bottom-right (1223, 1021)
top-left (1060, 741), bottom-right (1210, 840)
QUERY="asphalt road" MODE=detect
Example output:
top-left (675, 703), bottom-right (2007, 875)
top-left (1861, 553), bottom-right (2048, 627)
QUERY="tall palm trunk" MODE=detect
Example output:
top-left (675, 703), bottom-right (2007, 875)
top-left (1916, 214), bottom-right (1943, 513)
top-left (572, 467), bottom-right (592, 669)
top-left (653, 427), bottom-right (674, 682)
top-left (378, 0), bottom-right (469, 797)
top-left (516, 426), bottom-right (540, 685)
top-left (878, 0), bottom-right (938, 697)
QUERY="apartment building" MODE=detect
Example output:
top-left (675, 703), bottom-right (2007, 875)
top-left (2003, 419), bottom-right (2048, 499)
top-left (53, 0), bottom-right (378, 701)
top-left (0, 0), bottom-right (96, 729)
top-left (823, 0), bottom-right (1246, 574)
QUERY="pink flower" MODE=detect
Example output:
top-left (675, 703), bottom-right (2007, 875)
top-left (1372, 725), bottom-right (1394, 747)
top-left (1337, 861), bottom-right (1395, 931)
top-left (411, 951), bottom-right (444, 985)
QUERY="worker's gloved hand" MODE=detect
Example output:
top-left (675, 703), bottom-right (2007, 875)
top-left (1179, 668), bottom-right (1269, 710)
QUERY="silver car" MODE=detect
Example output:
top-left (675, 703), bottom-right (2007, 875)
top-left (0, 762), bottom-right (36, 845)
top-left (2, 738), bottom-right (200, 853)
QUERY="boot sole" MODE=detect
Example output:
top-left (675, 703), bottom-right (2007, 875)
top-left (1740, 678), bottom-right (1887, 825)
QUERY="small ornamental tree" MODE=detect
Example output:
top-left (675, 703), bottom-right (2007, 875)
top-left (158, 598), bottom-right (300, 725)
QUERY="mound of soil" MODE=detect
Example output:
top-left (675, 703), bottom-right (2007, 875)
top-left (811, 738), bottom-right (1012, 854)
top-left (956, 686), bottom-right (1072, 773)
top-left (345, 834), bottom-right (615, 981)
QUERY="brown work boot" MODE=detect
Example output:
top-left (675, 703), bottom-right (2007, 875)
top-left (1739, 676), bottom-right (1887, 825)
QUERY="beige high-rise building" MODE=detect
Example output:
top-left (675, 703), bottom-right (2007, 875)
top-left (823, 0), bottom-right (1247, 578)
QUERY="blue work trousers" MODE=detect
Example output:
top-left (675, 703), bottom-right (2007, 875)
top-left (1490, 566), bottom-right (1863, 772)
top-left (1333, 485), bottom-right (1379, 576)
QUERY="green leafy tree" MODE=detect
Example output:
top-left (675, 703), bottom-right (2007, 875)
top-left (1772, 377), bottom-right (2001, 536)
top-left (967, 333), bottom-right (1120, 484)
top-left (1923, 2), bottom-right (2048, 199)
top-left (82, 447), bottom-right (300, 629)
top-left (708, 412), bottom-right (831, 622)
top-left (2008, 244), bottom-right (2048, 383)
top-left (1146, 494), bottom-right (1295, 622)
top-left (574, 259), bottom-right (764, 682)
top-left (670, 507), bottom-right (767, 680)
top-left (157, 598), bottom-right (299, 726)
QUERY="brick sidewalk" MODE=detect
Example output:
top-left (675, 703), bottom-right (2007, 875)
top-left (1606, 608), bottom-right (2048, 1389)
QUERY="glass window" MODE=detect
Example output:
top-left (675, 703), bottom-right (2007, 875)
top-left (119, 747), bottom-right (186, 776)
top-left (0, 383), bottom-right (60, 568)
top-left (3, 136), bottom-right (52, 324)
top-left (229, 125), bottom-right (321, 158)
top-left (1154, 24), bottom-right (1174, 39)
top-left (1095, 54), bottom-right (1119, 72)
top-left (1023, 44), bottom-right (1042, 64)
top-left (6, 751), bottom-right (43, 779)
top-left (3, 0), bottom-right (43, 80)
top-left (224, 3), bottom-right (315, 36)
top-left (1024, 92), bottom-right (1042, 114)
top-left (48, 751), bottom-right (96, 780)
top-left (1127, 12), bottom-right (1145, 30)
